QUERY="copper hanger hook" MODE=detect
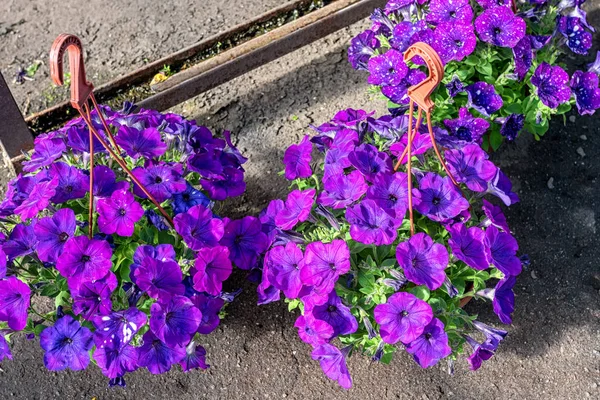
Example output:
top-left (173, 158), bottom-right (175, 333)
top-left (403, 42), bottom-right (444, 113)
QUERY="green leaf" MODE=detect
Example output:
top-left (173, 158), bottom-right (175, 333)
top-left (489, 127), bottom-right (503, 151)
top-left (55, 291), bottom-right (70, 308)
top-left (409, 286), bottom-right (430, 301)
top-left (287, 299), bottom-right (301, 312)
top-left (475, 61), bottom-right (493, 77)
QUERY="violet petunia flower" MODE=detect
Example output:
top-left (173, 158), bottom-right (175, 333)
top-left (97, 189), bottom-right (144, 237)
top-left (426, 0), bottom-right (473, 25)
top-left (23, 135), bottom-right (66, 172)
top-left (200, 167), bottom-right (246, 200)
top-left (346, 200), bottom-right (400, 245)
top-left (275, 189), bottom-right (316, 230)
top-left (317, 171), bottom-right (368, 209)
top-left (448, 224), bottom-right (490, 271)
top-left (432, 23), bottom-right (477, 63)
top-left (14, 174), bottom-right (58, 220)
top-left (331, 109), bottom-right (375, 130)
top-left (557, 16), bottom-right (593, 55)
top-left (130, 244), bottom-right (176, 278)
top-left (40, 315), bottom-right (93, 371)
top-left (465, 82), bottom-right (503, 117)
top-left (136, 330), bottom-right (186, 375)
top-left (381, 69), bottom-right (428, 105)
top-left (192, 246), bottom-right (232, 295)
top-left (396, 233), bottom-right (449, 290)
top-left (132, 163), bottom-right (187, 203)
top-left (367, 49), bottom-right (409, 86)
top-left (0, 276), bottom-right (31, 330)
top-left (133, 258), bottom-right (185, 301)
top-left (348, 29), bottom-right (380, 70)
top-left (172, 182), bottom-right (211, 215)
top-left (443, 108), bottom-right (490, 143)
top-left (179, 342), bottom-right (209, 372)
top-left (485, 226), bottom-right (522, 276)
top-left (265, 242), bottom-right (304, 299)
top-left (34, 208), bottom-right (76, 263)
top-left (174, 204), bottom-right (225, 251)
top-left (499, 114), bottom-right (525, 141)
top-left (446, 75), bottom-right (465, 98)
top-left (70, 271), bottom-right (118, 320)
top-left (150, 295), bottom-right (202, 347)
top-left (413, 173), bottom-right (469, 222)
top-left (49, 162), bottom-right (89, 204)
top-left (307, 291), bottom-right (358, 337)
top-left (465, 335), bottom-right (496, 371)
top-left (300, 240), bottom-right (351, 295)
top-left (92, 307), bottom-right (147, 349)
top-left (348, 143), bottom-right (393, 182)
top-left (487, 169), bottom-right (519, 206)
top-left (476, 0), bottom-right (512, 8)
top-left (92, 165), bottom-right (129, 198)
top-left (220, 216), bottom-right (269, 270)
top-left (390, 129), bottom-right (433, 164)
top-left (295, 314), bottom-right (334, 346)
top-left (374, 292), bottom-right (434, 344)
top-left (405, 318), bottom-right (452, 368)
top-left (0, 334), bottom-right (12, 362)
top-left (66, 125), bottom-right (103, 154)
top-left (570, 70), bottom-right (600, 116)
top-left (283, 135), bottom-right (313, 180)
top-left (493, 275), bottom-right (516, 324)
top-left (191, 293), bottom-right (225, 334)
top-left (445, 144), bottom-right (498, 192)
top-left (259, 199), bottom-right (285, 243)
top-left (366, 171), bottom-right (409, 218)
top-left (474, 6), bottom-right (526, 48)
top-left (0, 248), bottom-right (5, 278)
top-left (531, 63), bottom-right (572, 109)
top-left (513, 36), bottom-right (533, 80)
top-left (473, 320), bottom-right (508, 345)
top-left (311, 344), bottom-right (353, 389)
top-left (56, 236), bottom-right (112, 284)
top-left (116, 126), bottom-right (167, 159)
top-left (482, 199), bottom-right (510, 232)
top-left (187, 151), bottom-right (224, 180)
top-left (94, 343), bottom-right (138, 379)
top-left (3, 222), bottom-right (38, 261)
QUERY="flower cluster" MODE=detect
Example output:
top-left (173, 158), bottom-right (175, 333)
top-left (0, 104), bottom-right (250, 385)
top-left (256, 108), bottom-right (524, 388)
top-left (348, 0), bottom-right (600, 149)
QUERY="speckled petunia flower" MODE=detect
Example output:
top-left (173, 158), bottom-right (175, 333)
top-left (475, 6), bottom-right (526, 48)
top-left (445, 144), bottom-right (498, 192)
top-left (557, 16), bottom-right (593, 55)
top-left (367, 49), bottom-right (409, 86)
top-left (570, 70), bottom-right (600, 115)
top-left (381, 69), bottom-right (427, 105)
top-left (465, 82), bottom-right (503, 117)
top-left (432, 23), bottom-right (477, 63)
top-left (426, 0), bottom-right (473, 25)
top-left (443, 108), bottom-right (490, 144)
top-left (531, 63), bottom-right (572, 109)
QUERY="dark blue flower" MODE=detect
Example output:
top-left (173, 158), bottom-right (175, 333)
top-left (172, 182), bottom-right (211, 215)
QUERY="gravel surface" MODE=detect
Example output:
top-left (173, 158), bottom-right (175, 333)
top-left (1, 3), bottom-right (600, 400)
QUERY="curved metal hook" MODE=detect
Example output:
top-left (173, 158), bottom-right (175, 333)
top-left (403, 42), bottom-right (444, 113)
top-left (49, 33), bottom-right (94, 110)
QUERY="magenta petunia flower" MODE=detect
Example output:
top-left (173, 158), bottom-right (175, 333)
top-left (432, 23), bottom-right (477, 64)
top-left (311, 344), bottom-right (352, 389)
top-left (132, 163), bottom-right (187, 203)
top-left (174, 204), bottom-right (225, 251)
top-left (413, 173), bottom-right (470, 222)
top-left (570, 70), bottom-right (600, 116)
top-left (259, 199), bottom-right (285, 243)
top-left (396, 233), bottom-right (449, 290)
top-left (191, 293), bottom-right (225, 334)
top-left (367, 49), bottom-right (409, 86)
top-left (283, 135), bottom-right (313, 180)
top-left (136, 330), bottom-right (186, 375)
top-left (14, 175), bottom-right (58, 220)
top-left (265, 242), bottom-right (304, 299)
top-left (366, 172), bottom-right (409, 218)
top-left (381, 69), bottom-right (427, 105)
top-left (475, 6), bottom-right (526, 48)
top-left (485, 226), bottom-right (522, 276)
top-left (0, 334), bottom-right (12, 362)
top-left (97, 189), bottom-right (144, 237)
top-left (150, 295), bottom-right (202, 347)
top-left (346, 199), bottom-right (399, 245)
top-left (374, 291), bottom-right (433, 344)
top-left (0, 276), bottom-right (31, 330)
top-left (179, 342), bottom-right (209, 372)
top-left (306, 291), bottom-right (358, 337)
top-left (69, 271), bottom-right (118, 320)
top-left (448, 223), bottom-right (490, 271)
top-left (94, 343), bottom-right (138, 379)
top-left (465, 82), bottom-right (503, 117)
top-left (300, 239), bottom-right (351, 295)
top-left (40, 315), bottom-right (94, 371)
top-left (133, 258), bottom-right (185, 301)
top-left (445, 144), bottom-right (498, 192)
top-left (476, 0), bottom-right (511, 8)
top-left (192, 245), bottom-right (232, 295)
top-left (443, 108), bottom-right (489, 144)
top-left (348, 143), bottom-right (393, 182)
top-left (482, 199), bottom-right (510, 232)
top-left (275, 189), bottom-right (316, 230)
top-left (220, 216), bottom-right (269, 270)
top-left (317, 171), bottom-right (368, 209)
top-left (116, 126), bottom-right (167, 159)
top-left (56, 236), bottom-right (112, 284)
top-left (22, 134), bottom-right (66, 172)
top-left (406, 318), bottom-right (452, 368)
top-left (34, 208), bottom-right (76, 263)
top-left (531, 63), bottom-right (572, 109)
top-left (49, 162), bottom-right (89, 204)
top-left (295, 314), bottom-right (334, 346)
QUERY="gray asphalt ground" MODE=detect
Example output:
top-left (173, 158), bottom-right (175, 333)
top-left (0, 1), bottom-right (599, 399)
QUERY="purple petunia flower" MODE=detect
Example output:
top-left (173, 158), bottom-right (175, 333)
top-left (307, 291), bottom-right (358, 337)
top-left (56, 236), bottom-right (112, 285)
top-left (136, 330), bottom-right (186, 375)
top-left (389, 128), bottom-right (433, 164)
top-left (13, 174), bottom-right (58, 220)
top-left (132, 163), bottom-right (186, 203)
top-left (34, 208), bottom-right (76, 263)
top-left (201, 167), bottom-right (246, 201)
top-left (49, 162), bottom-right (89, 204)
top-left (427, 0), bottom-right (473, 25)
top-left (475, 6), bottom-right (526, 48)
top-left (346, 200), bottom-right (399, 245)
top-left (348, 29), bottom-right (380, 70)
top-left (259, 199), bottom-right (285, 243)
top-left (220, 216), bottom-right (269, 270)
top-left (179, 342), bottom-right (209, 372)
top-left (444, 108), bottom-right (490, 143)
top-left (192, 246), bottom-right (232, 295)
top-left (300, 240), bottom-right (351, 296)
top-left (348, 143), bottom-right (393, 182)
top-left (265, 242), bottom-right (304, 299)
top-left (374, 291), bottom-right (434, 344)
top-left (97, 189), bottom-right (144, 237)
top-left (317, 171), bottom-right (368, 210)
top-left (465, 335), bottom-right (497, 371)
top-left (275, 189), bottom-right (316, 231)
top-left (0, 276), bottom-right (31, 330)
top-left (499, 114), bottom-right (525, 141)
top-left (366, 171), bottom-right (409, 218)
top-left (396, 233), bottom-right (449, 290)
top-left (485, 226), bottom-right (522, 276)
top-left (283, 135), bottom-right (313, 180)
top-left (513, 36), bottom-right (533, 80)
top-left (133, 258), bottom-right (185, 301)
top-left (172, 182), bottom-right (211, 215)
top-left (0, 248), bottom-right (6, 278)
top-left (570, 71), bottom-right (600, 115)
top-left (130, 244), bottom-right (176, 278)
top-left (492, 275), bottom-right (516, 324)
top-left (448, 224), bottom-right (491, 271)
top-left (70, 271), bottom-right (118, 320)
top-left (405, 318), bottom-right (452, 368)
top-left (174, 204), bottom-right (225, 251)
top-left (331, 109), bottom-right (375, 130)
top-left (23, 134), bottom-right (66, 172)
top-left (40, 315), bottom-right (93, 371)
top-left (531, 63), bottom-right (572, 109)
top-left (187, 151), bottom-right (224, 181)
top-left (381, 69), bottom-right (428, 105)
top-left (295, 314), bottom-right (334, 346)
top-left (3, 222), bottom-right (38, 261)
top-left (432, 23), bottom-right (477, 64)
top-left (367, 49), bottom-right (409, 86)
top-left (191, 293), bottom-right (225, 334)
top-left (477, 0), bottom-right (512, 8)
top-left (116, 126), bottom-right (167, 159)
top-left (150, 295), bottom-right (202, 347)
top-left (311, 344), bottom-right (352, 389)
top-left (92, 307), bottom-right (147, 349)
top-left (465, 82), bottom-right (504, 117)
top-left (557, 16), bottom-right (593, 55)
top-left (482, 199), bottom-right (510, 232)
top-left (257, 269), bottom-right (281, 306)
top-left (92, 165), bottom-right (129, 198)
top-left (488, 169), bottom-right (519, 206)
top-left (445, 144), bottom-right (498, 192)
top-left (0, 334), bottom-right (12, 362)
top-left (94, 343), bottom-right (138, 379)
top-left (414, 173), bottom-right (470, 222)
top-left (446, 75), bottom-right (465, 98)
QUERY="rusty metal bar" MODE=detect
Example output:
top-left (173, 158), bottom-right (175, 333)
top-left (0, 71), bottom-right (34, 160)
